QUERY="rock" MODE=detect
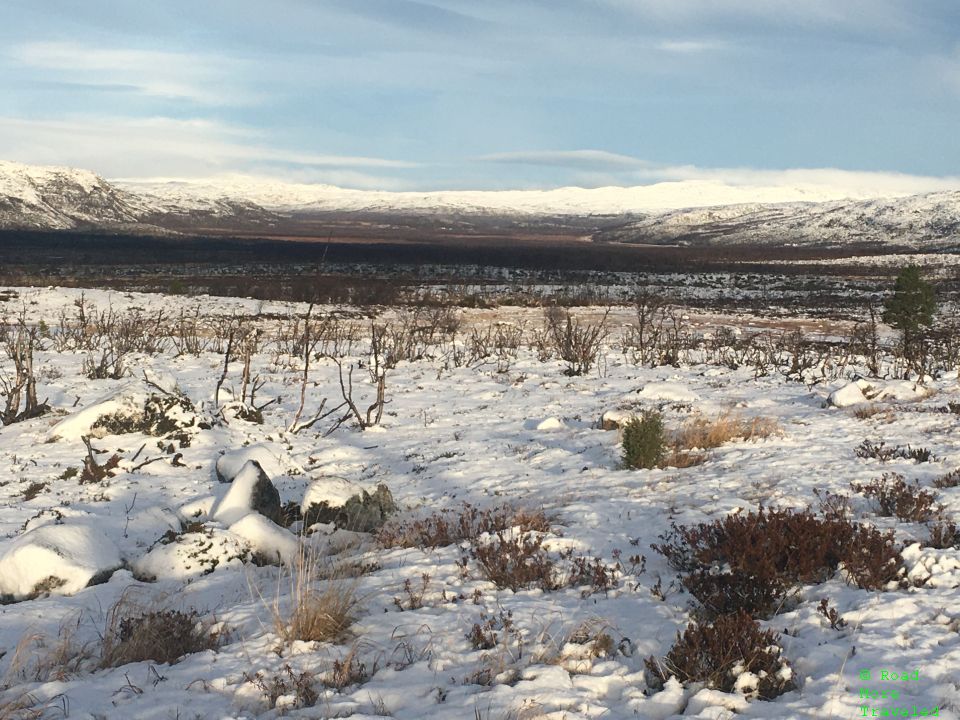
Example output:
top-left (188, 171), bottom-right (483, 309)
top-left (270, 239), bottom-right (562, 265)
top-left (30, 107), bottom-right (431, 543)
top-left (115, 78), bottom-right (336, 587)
top-left (0, 523), bottom-right (123, 600)
top-left (211, 460), bottom-right (281, 525)
top-left (827, 379), bottom-right (872, 408)
top-left (600, 409), bottom-right (632, 430)
top-left (302, 478), bottom-right (397, 532)
top-left (215, 443), bottom-right (286, 483)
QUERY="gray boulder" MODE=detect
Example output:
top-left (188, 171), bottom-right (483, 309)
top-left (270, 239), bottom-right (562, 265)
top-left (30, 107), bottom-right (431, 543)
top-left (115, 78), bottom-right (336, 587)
top-left (302, 478), bottom-right (397, 532)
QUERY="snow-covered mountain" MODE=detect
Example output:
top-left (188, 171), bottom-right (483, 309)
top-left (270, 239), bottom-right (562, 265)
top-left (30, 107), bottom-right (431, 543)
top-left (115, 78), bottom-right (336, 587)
top-left (119, 175), bottom-right (865, 216)
top-left (0, 160), bottom-right (149, 230)
top-left (2, 159), bottom-right (959, 247)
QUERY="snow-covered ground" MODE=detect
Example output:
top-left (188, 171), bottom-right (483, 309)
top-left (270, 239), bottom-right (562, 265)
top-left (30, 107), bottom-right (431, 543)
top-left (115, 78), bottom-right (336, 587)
top-left (1, 287), bottom-right (960, 719)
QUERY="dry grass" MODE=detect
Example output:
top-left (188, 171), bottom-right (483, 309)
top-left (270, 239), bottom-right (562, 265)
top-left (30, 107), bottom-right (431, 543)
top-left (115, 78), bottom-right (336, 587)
top-left (270, 543), bottom-right (360, 644)
top-left (2, 615), bottom-right (92, 688)
top-left (100, 591), bottom-right (223, 668)
top-left (671, 411), bottom-right (781, 451)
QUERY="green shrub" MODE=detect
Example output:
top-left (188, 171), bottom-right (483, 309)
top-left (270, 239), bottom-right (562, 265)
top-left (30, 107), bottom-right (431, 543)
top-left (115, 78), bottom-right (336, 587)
top-left (621, 411), bottom-right (665, 469)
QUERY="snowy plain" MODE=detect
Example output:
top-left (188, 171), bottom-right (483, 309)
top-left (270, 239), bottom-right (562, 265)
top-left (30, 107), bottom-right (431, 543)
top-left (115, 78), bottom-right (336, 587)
top-left (0, 286), bottom-right (959, 719)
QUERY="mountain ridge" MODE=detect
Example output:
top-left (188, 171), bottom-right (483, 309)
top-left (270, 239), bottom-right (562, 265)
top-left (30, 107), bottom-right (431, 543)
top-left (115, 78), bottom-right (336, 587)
top-left (1, 159), bottom-right (959, 248)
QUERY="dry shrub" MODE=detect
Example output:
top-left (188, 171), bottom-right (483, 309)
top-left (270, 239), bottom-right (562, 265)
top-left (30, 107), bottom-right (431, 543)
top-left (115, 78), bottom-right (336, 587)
top-left (324, 643), bottom-right (379, 689)
top-left (926, 519), bottom-right (959, 549)
top-left (271, 546), bottom-right (359, 644)
top-left (244, 665), bottom-right (318, 709)
top-left (855, 440), bottom-right (935, 463)
top-left (566, 555), bottom-right (618, 596)
top-left (853, 405), bottom-right (894, 422)
top-left (470, 532), bottom-right (559, 592)
top-left (645, 610), bottom-right (794, 700)
top-left (652, 508), bottom-right (904, 617)
top-left (377, 503), bottom-right (551, 549)
top-left (852, 473), bottom-right (941, 522)
top-left (672, 411), bottom-right (780, 451)
top-left (100, 595), bottom-right (222, 668)
top-left (934, 469), bottom-right (960, 489)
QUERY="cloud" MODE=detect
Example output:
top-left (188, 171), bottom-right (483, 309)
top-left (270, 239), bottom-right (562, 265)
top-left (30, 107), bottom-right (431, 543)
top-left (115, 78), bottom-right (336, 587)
top-left (655, 39), bottom-right (726, 54)
top-left (478, 150), bottom-right (651, 171)
top-left (0, 115), bottom-right (418, 186)
top-left (8, 41), bottom-right (249, 105)
top-left (479, 148), bottom-right (960, 196)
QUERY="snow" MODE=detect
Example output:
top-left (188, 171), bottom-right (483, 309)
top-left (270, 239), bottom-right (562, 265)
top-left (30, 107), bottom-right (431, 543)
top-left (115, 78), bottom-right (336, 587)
top-left (215, 443), bottom-right (289, 483)
top-left (2, 286), bottom-right (960, 718)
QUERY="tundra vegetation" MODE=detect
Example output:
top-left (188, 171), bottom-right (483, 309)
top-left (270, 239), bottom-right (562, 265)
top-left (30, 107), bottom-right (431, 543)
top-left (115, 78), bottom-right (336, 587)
top-left (0, 261), bottom-right (958, 718)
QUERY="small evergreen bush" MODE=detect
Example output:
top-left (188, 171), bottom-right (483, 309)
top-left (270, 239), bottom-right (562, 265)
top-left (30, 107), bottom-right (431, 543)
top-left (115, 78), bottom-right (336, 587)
top-left (621, 411), bottom-right (665, 469)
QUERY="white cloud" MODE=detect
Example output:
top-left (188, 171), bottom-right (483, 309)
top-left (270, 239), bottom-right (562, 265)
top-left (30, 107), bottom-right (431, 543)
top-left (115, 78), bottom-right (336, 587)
top-left (0, 115), bottom-right (417, 186)
top-left (478, 149), bottom-right (650, 170)
top-left (8, 41), bottom-right (250, 105)
top-left (655, 39), bottom-right (725, 54)
top-left (480, 148), bottom-right (960, 196)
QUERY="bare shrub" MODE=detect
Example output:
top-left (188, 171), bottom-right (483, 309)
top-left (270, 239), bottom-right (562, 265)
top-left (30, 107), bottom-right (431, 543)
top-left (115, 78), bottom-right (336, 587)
top-left (851, 473), bottom-right (941, 522)
top-left (543, 307), bottom-right (608, 376)
top-left (377, 503), bottom-right (551, 549)
top-left (0, 311), bottom-right (48, 425)
top-left (324, 643), bottom-right (379, 689)
top-left (467, 610), bottom-right (518, 651)
top-left (100, 596), bottom-right (222, 668)
top-left (817, 598), bottom-right (847, 630)
top-left (470, 532), bottom-right (559, 592)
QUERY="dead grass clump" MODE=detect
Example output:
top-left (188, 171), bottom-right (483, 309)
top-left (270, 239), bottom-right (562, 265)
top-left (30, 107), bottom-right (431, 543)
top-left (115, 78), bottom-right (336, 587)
top-left (852, 473), bottom-right (941, 522)
top-left (377, 503), bottom-right (551, 549)
top-left (470, 532), bottom-right (559, 592)
top-left (3, 615), bottom-right (92, 687)
top-left (652, 508), bottom-right (904, 617)
top-left (672, 411), bottom-right (781, 451)
top-left (853, 405), bottom-right (894, 422)
top-left (324, 643), bottom-right (380, 689)
top-left (100, 600), bottom-right (222, 668)
top-left (645, 610), bottom-right (795, 700)
top-left (271, 547), bottom-right (359, 644)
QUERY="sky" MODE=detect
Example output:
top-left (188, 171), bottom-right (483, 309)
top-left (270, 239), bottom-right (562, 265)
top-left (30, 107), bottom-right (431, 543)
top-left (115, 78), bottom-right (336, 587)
top-left (2, 0), bottom-right (960, 192)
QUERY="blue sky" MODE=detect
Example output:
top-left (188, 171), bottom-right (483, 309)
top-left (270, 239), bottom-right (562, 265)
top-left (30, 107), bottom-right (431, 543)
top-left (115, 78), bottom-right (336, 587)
top-left (2, 0), bottom-right (959, 191)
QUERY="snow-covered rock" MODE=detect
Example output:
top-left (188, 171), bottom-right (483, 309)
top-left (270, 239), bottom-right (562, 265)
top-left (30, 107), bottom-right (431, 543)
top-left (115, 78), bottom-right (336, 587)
top-left (134, 525), bottom-right (251, 580)
top-left (0, 523), bottom-right (122, 600)
top-left (637, 382), bottom-right (699, 403)
top-left (600, 409), bottom-right (632, 430)
top-left (302, 478), bottom-right (397, 532)
top-left (211, 460), bottom-right (281, 525)
top-left (229, 514), bottom-right (299, 565)
top-left (215, 443), bottom-right (287, 483)
top-left (827, 379), bottom-right (872, 408)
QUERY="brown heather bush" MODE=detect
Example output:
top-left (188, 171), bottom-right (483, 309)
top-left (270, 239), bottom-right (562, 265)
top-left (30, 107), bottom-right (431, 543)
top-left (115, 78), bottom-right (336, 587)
top-left (852, 473), bottom-right (941, 522)
top-left (100, 599), bottom-right (222, 668)
top-left (377, 502), bottom-right (551, 549)
top-left (934, 469), bottom-right (960, 489)
top-left (652, 508), bottom-right (904, 617)
top-left (645, 610), bottom-right (794, 700)
top-left (470, 532), bottom-right (560, 592)
top-left (926, 519), bottom-right (959, 549)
